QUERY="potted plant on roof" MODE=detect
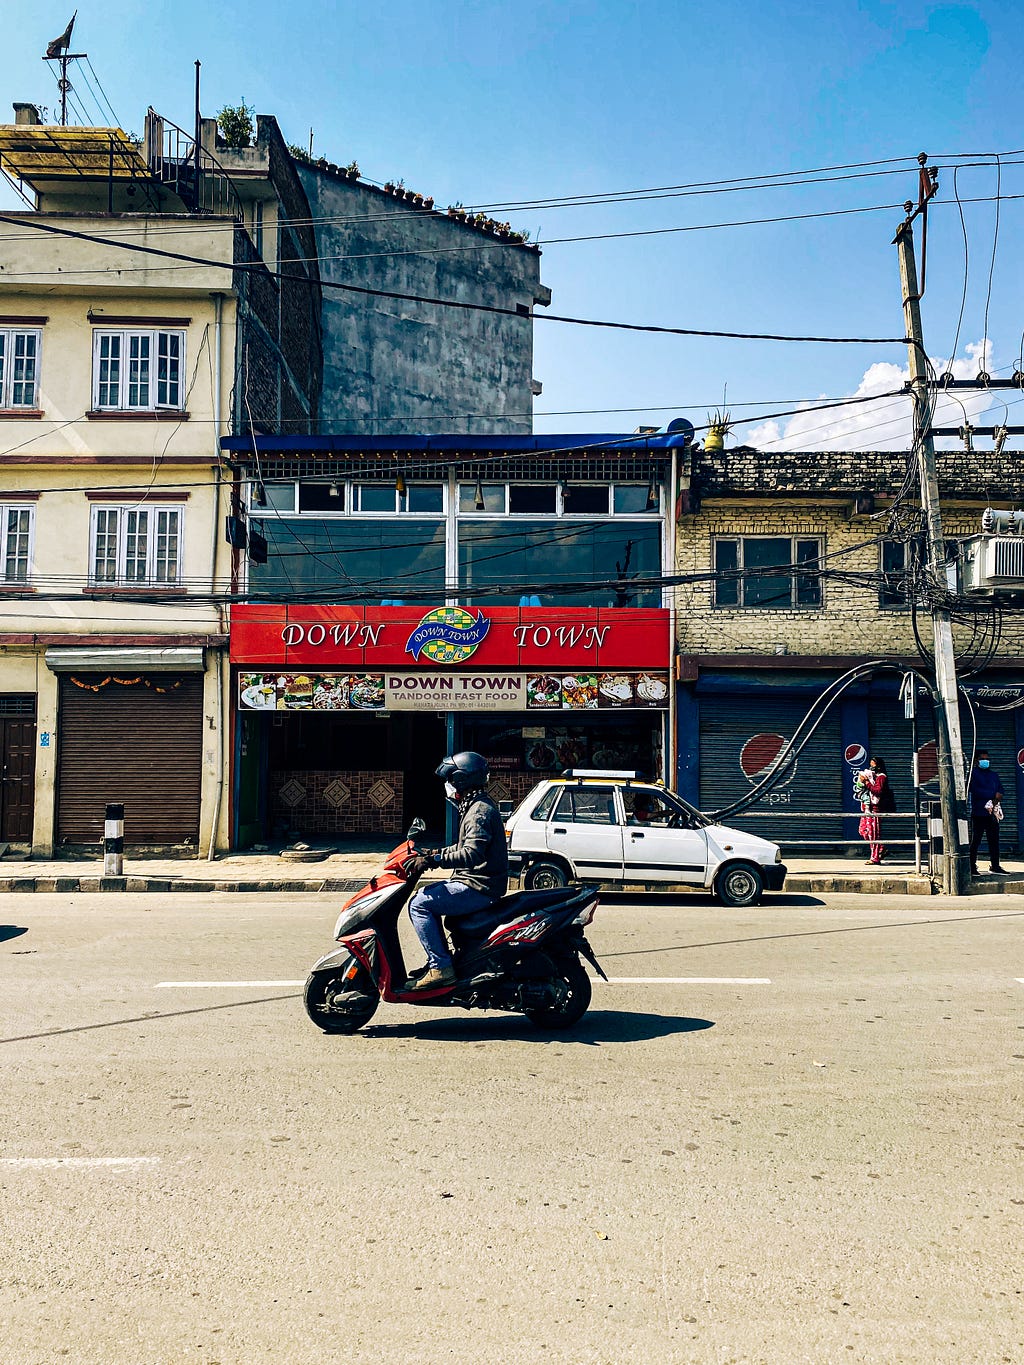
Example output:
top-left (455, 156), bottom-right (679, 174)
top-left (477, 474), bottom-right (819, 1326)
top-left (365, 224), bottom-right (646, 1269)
top-left (704, 408), bottom-right (732, 451)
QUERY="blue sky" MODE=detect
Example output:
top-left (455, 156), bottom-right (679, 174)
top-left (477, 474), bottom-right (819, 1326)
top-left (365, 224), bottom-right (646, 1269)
top-left (2, 1), bottom-right (1020, 445)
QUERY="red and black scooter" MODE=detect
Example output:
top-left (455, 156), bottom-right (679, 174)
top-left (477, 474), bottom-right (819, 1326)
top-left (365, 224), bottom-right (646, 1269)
top-left (304, 822), bottom-right (605, 1034)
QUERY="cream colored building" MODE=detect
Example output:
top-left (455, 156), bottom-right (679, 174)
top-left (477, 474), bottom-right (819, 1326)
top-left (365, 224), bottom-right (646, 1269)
top-left (0, 104), bottom-right (320, 855)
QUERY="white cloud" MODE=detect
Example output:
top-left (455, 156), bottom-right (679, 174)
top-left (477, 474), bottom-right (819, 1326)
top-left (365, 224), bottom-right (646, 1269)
top-left (742, 340), bottom-right (1011, 452)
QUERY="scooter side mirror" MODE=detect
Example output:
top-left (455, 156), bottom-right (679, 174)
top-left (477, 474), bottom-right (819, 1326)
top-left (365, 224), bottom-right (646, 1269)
top-left (407, 817), bottom-right (427, 838)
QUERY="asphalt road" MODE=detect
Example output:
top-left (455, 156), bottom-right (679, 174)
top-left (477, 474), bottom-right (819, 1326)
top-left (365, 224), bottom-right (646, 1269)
top-left (1, 890), bottom-right (1022, 1365)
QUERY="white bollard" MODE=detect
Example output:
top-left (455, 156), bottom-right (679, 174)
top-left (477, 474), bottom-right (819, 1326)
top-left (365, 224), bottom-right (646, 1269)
top-left (104, 802), bottom-right (124, 877)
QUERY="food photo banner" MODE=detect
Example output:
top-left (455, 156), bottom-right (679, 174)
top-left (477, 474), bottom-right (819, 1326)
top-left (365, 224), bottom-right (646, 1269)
top-left (230, 604), bottom-right (671, 671)
top-left (238, 671), bottom-right (670, 714)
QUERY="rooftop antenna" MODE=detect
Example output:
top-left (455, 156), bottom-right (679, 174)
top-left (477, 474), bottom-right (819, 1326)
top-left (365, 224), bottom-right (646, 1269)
top-left (42, 12), bottom-right (84, 127)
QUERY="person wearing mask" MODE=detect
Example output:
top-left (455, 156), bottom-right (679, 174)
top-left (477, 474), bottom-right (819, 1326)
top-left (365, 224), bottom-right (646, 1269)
top-left (855, 755), bottom-right (893, 865)
top-left (403, 751), bottom-right (509, 991)
top-left (968, 750), bottom-right (1005, 875)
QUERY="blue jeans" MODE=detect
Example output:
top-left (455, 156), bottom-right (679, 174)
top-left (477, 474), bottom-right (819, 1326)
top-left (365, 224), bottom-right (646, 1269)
top-left (408, 879), bottom-right (492, 969)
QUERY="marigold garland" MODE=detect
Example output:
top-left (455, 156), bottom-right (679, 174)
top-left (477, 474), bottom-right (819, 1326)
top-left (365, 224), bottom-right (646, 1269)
top-left (70, 675), bottom-right (185, 694)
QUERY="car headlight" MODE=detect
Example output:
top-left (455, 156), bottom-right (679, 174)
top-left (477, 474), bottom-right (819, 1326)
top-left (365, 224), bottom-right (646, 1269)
top-left (775, 848), bottom-right (783, 864)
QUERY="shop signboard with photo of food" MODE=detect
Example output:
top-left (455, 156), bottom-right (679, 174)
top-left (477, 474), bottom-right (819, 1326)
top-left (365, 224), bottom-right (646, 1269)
top-left (242, 670), bottom-right (671, 714)
top-left (238, 672), bottom-right (386, 712)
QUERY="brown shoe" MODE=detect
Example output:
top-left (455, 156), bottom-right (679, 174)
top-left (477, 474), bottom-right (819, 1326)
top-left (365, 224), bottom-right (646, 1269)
top-left (406, 963), bottom-right (456, 991)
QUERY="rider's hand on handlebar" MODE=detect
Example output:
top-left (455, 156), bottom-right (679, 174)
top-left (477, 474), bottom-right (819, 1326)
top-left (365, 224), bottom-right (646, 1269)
top-left (405, 852), bottom-right (436, 878)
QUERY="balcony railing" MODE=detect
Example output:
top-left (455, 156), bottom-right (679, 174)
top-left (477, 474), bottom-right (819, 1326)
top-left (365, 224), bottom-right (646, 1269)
top-left (145, 109), bottom-right (243, 222)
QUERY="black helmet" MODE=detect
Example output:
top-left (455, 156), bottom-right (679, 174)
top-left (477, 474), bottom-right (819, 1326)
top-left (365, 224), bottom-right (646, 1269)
top-left (436, 751), bottom-right (489, 795)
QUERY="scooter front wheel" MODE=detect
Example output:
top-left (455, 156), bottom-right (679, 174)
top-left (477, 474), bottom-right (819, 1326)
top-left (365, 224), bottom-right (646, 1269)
top-left (522, 957), bottom-right (592, 1030)
top-left (304, 960), bottom-right (379, 1034)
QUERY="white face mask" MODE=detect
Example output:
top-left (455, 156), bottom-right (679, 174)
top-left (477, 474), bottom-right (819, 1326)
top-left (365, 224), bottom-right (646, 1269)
top-left (444, 781), bottom-right (460, 801)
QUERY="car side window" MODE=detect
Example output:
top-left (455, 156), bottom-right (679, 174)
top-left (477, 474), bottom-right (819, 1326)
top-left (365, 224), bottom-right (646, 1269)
top-left (627, 788), bottom-right (694, 828)
top-left (531, 787), bottom-right (560, 821)
top-left (553, 787), bottom-right (617, 825)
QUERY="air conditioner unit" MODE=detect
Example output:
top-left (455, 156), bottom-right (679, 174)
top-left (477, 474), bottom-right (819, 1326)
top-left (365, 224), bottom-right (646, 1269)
top-left (959, 534), bottom-right (1024, 593)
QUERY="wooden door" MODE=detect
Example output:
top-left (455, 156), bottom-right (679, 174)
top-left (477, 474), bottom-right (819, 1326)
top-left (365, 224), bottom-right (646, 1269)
top-left (1, 716), bottom-right (36, 841)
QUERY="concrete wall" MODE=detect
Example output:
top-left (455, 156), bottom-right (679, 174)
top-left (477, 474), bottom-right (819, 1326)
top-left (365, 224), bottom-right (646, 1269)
top-left (297, 162), bottom-right (547, 434)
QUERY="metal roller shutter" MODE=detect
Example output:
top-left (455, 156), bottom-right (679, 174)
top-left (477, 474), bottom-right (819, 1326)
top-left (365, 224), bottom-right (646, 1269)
top-left (56, 675), bottom-right (204, 848)
top-left (871, 695), bottom-right (1018, 852)
top-left (699, 694), bottom-right (842, 845)
top-left (961, 704), bottom-right (1018, 853)
top-left (868, 698), bottom-right (926, 819)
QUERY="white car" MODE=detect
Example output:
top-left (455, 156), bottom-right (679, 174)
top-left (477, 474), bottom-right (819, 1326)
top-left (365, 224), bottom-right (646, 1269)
top-left (504, 770), bottom-right (786, 907)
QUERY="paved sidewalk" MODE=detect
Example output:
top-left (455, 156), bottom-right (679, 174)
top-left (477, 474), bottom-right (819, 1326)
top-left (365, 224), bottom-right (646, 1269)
top-left (0, 845), bottom-right (1020, 895)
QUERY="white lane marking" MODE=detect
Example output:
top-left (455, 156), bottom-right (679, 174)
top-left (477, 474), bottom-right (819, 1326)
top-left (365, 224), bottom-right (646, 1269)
top-left (155, 980), bottom-right (303, 988)
top-left (0, 1157), bottom-right (160, 1169)
top-left (596, 977), bottom-right (771, 985)
top-left (155, 977), bottom-right (770, 988)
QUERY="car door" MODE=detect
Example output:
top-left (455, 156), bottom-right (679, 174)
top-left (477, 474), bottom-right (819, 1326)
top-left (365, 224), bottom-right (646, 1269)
top-left (620, 786), bottom-right (709, 885)
top-left (545, 785), bottom-right (624, 881)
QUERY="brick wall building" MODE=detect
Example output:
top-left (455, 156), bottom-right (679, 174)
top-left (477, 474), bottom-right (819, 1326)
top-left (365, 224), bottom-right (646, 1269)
top-left (672, 444), bottom-right (1024, 856)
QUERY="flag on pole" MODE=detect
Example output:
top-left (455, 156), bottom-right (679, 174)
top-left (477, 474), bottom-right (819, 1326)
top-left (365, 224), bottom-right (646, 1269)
top-left (45, 12), bottom-right (77, 59)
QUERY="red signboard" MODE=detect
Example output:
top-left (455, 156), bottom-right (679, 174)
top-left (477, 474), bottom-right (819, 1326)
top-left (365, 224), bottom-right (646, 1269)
top-left (229, 604), bottom-right (671, 670)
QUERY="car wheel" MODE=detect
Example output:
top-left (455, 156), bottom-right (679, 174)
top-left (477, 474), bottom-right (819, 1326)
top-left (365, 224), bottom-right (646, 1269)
top-left (524, 860), bottom-right (569, 891)
top-left (714, 862), bottom-right (764, 907)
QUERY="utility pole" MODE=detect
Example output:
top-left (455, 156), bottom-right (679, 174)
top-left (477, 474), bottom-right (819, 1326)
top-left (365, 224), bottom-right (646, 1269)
top-left (893, 154), bottom-right (970, 895)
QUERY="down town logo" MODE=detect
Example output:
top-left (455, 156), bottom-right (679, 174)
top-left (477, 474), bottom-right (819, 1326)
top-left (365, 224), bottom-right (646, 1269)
top-left (405, 607), bottom-right (491, 664)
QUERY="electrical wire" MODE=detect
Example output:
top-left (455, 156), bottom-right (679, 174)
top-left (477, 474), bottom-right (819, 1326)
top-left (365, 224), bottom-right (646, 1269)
top-left (82, 56), bottom-right (122, 128)
top-left (0, 209), bottom-right (908, 345)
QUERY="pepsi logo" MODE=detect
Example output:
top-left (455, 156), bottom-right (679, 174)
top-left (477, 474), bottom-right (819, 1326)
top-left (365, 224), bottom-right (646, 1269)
top-left (740, 733), bottom-right (797, 786)
top-left (1017, 747), bottom-right (1024, 770)
top-left (844, 743), bottom-right (867, 767)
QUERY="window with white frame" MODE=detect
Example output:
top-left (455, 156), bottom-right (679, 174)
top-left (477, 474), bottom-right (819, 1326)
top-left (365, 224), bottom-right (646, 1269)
top-left (714, 535), bottom-right (823, 609)
top-left (0, 504), bottom-right (33, 581)
top-left (90, 505), bottom-right (183, 586)
top-left (456, 482), bottom-right (659, 516)
top-left (261, 480), bottom-right (447, 515)
top-left (0, 328), bottom-right (41, 409)
top-left (92, 329), bottom-right (185, 411)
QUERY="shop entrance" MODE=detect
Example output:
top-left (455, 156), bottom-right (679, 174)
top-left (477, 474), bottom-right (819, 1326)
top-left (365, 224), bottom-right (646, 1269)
top-left (456, 712), bottom-right (666, 817)
top-left (233, 703), bottom-right (447, 847)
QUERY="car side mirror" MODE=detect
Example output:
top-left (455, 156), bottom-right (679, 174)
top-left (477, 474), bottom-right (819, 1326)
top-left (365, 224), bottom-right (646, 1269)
top-left (407, 817), bottom-right (427, 838)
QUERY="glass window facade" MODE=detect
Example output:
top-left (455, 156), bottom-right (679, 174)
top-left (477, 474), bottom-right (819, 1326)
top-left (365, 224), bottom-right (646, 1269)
top-left (248, 478), bottom-right (663, 607)
top-left (458, 520), bottom-right (661, 606)
top-left (250, 518), bottom-right (447, 600)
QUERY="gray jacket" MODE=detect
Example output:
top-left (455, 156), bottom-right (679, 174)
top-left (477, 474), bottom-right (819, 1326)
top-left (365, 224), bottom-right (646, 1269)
top-left (435, 790), bottom-right (508, 900)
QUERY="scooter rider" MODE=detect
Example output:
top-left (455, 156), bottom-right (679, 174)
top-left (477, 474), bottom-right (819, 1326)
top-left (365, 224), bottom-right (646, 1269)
top-left (404, 751), bottom-right (509, 991)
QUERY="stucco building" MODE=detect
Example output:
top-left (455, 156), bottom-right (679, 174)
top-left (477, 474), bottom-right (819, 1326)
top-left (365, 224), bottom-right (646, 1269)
top-left (0, 101), bottom-right (320, 854)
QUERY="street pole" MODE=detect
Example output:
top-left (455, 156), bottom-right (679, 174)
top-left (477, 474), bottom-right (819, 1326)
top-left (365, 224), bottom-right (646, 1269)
top-left (893, 171), bottom-right (970, 895)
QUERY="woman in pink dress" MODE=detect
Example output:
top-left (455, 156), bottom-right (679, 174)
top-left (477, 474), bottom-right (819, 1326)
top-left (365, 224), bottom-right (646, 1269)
top-left (856, 756), bottom-right (890, 864)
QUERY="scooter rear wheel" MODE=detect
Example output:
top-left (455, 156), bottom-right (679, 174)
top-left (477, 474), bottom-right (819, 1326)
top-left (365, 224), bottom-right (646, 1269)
top-left (304, 964), bottom-right (379, 1034)
top-left (522, 957), bottom-right (592, 1030)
